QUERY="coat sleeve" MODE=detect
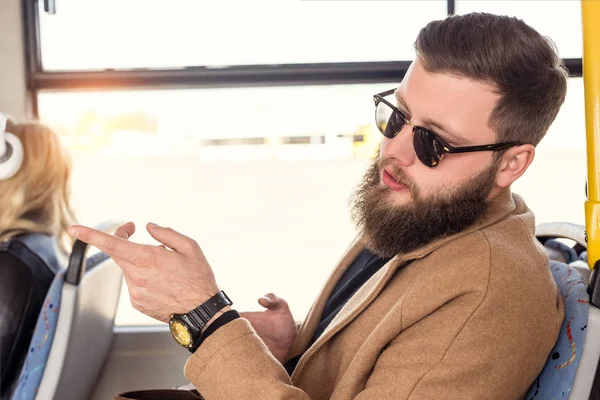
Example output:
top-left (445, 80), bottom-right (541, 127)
top-left (184, 318), bottom-right (309, 399)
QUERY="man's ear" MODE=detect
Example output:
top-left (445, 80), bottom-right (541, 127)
top-left (494, 144), bottom-right (535, 188)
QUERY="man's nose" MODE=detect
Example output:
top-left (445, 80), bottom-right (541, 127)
top-left (382, 124), bottom-right (416, 167)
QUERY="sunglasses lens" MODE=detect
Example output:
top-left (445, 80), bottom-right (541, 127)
top-left (375, 101), bottom-right (406, 139)
top-left (414, 128), bottom-right (443, 168)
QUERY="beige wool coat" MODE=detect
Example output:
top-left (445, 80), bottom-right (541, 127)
top-left (184, 190), bottom-right (564, 400)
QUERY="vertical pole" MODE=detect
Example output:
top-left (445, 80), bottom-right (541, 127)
top-left (582, 0), bottom-right (600, 269)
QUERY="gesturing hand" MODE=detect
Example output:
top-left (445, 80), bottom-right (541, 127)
top-left (241, 294), bottom-right (297, 363)
top-left (68, 222), bottom-right (223, 323)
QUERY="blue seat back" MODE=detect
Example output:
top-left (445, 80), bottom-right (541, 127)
top-left (10, 272), bottom-right (65, 400)
top-left (0, 233), bottom-right (65, 400)
top-left (526, 260), bottom-right (589, 399)
top-left (4, 227), bottom-right (117, 400)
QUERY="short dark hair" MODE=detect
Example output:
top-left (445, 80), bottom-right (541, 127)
top-left (415, 12), bottom-right (568, 147)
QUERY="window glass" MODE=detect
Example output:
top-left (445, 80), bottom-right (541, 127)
top-left (455, 0), bottom-right (582, 59)
top-left (38, 0), bottom-right (447, 71)
top-left (38, 83), bottom-right (391, 325)
top-left (512, 78), bottom-right (586, 225)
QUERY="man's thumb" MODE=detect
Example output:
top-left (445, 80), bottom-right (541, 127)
top-left (258, 293), bottom-right (280, 309)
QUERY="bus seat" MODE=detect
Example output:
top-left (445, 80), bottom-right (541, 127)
top-left (544, 239), bottom-right (579, 264)
top-left (569, 259), bottom-right (592, 287)
top-left (11, 222), bottom-right (124, 400)
top-left (537, 222), bottom-right (587, 261)
top-left (10, 271), bottom-right (65, 400)
top-left (525, 260), bottom-right (589, 399)
top-left (543, 238), bottom-right (591, 283)
top-left (531, 221), bottom-right (600, 399)
top-left (0, 232), bottom-right (67, 399)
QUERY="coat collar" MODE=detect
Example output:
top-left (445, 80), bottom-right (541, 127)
top-left (289, 189), bottom-right (517, 379)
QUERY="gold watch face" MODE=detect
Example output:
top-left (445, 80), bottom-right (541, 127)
top-left (169, 319), bottom-right (193, 347)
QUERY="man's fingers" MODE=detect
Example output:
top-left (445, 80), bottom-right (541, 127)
top-left (70, 225), bottom-right (138, 274)
top-left (115, 222), bottom-right (136, 239)
top-left (146, 223), bottom-right (201, 259)
top-left (258, 293), bottom-right (288, 311)
top-left (258, 297), bottom-right (272, 308)
top-left (68, 224), bottom-right (149, 265)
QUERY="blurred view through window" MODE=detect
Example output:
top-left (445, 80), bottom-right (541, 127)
top-left (37, 1), bottom-right (586, 326)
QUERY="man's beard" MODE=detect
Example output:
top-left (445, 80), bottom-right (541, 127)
top-left (350, 156), bottom-right (498, 258)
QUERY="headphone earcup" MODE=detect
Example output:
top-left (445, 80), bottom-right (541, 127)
top-left (0, 132), bottom-right (24, 180)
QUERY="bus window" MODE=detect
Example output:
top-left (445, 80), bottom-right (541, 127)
top-left (38, 77), bottom-right (587, 326)
top-left (38, 83), bottom-right (392, 326)
top-left (456, 0), bottom-right (582, 58)
top-left (512, 78), bottom-right (586, 225)
top-left (38, 0), bottom-right (446, 71)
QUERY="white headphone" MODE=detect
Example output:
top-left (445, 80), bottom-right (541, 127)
top-left (0, 113), bottom-right (24, 180)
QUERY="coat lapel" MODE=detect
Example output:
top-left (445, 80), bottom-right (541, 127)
top-left (288, 238), bottom-right (364, 359)
top-left (290, 252), bottom-right (407, 381)
top-left (317, 255), bottom-right (404, 341)
top-left (289, 189), bottom-right (517, 380)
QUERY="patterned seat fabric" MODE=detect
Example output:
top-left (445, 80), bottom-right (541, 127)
top-left (526, 260), bottom-right (589, 399)
top-left (10, 272), bottom-right (65, 400)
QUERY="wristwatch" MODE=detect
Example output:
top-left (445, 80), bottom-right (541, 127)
top-left (168, 291), bottom-right (233, 352)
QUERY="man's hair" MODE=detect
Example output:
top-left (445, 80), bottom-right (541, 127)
top-left (415, 12), bottom-right (568, 147)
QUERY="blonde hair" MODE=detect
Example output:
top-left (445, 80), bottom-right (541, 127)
top-left (0, 119), bottom-right (77, 253)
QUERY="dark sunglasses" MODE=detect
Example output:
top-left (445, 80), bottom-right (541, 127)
top-left (373, 89), bottom-right (520, 168)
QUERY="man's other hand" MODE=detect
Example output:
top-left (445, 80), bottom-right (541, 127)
top-left (241, 294), bottom-right (297, 364)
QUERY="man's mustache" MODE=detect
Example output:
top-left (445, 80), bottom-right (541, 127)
top-left (374, 156), bottom-right (414, 191)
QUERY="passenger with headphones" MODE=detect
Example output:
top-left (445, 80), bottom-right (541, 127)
top-left (0, 114), bottom-right (77, 399)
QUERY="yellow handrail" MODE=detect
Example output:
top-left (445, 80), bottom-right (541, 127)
top-left (582, 0), bottom-right (600, 269)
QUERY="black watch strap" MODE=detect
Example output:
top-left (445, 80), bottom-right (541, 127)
top-left (190, 310), bottom-right (241, 353)
top-left (187, 291), bottom-right (233, 330)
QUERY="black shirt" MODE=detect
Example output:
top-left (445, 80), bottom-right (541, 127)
top-left (284, 248), bottom-right (391, 375)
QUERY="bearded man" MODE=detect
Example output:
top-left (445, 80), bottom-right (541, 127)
top-left (71, 12), bottom-right (568, 400)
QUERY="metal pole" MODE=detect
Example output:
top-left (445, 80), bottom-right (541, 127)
top-left (582, 0), bottom-right (600, 269)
